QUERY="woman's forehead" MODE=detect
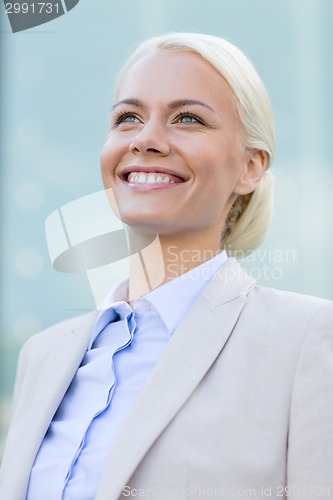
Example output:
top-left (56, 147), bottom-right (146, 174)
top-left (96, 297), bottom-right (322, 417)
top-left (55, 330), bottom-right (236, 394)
top-left (116, 49), bottom-right (235, 108)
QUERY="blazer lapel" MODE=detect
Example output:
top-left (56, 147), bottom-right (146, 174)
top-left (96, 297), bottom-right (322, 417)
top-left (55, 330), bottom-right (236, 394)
top-left (0, 310), bottom-right (98, 500)
top-left (96, 259), bottom-right (256, 499)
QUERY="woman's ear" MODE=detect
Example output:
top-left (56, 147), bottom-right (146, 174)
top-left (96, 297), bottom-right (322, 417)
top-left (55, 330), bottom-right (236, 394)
top-left (234, 149), bottom-right (268, 195)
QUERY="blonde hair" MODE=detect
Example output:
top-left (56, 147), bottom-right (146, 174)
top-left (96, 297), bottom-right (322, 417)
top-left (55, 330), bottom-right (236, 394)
top-left (117, 32), bottom-right (275, 255)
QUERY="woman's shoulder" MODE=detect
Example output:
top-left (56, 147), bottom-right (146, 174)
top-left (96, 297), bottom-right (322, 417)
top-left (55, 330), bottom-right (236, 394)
top-left (251, 284), bottom-right (332, 309)
top-left (19, 310), bottom-right (98, 361)
top-left (252, 283), bottom-right (331, 304)
top-left (246, 284), bottom-right (333, 332)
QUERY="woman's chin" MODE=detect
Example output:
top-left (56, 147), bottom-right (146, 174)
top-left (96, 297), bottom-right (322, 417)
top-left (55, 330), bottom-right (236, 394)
top-left (119, 214), bottom-right (184, 239)
top-left (118, 209), bottom-right (162, 226)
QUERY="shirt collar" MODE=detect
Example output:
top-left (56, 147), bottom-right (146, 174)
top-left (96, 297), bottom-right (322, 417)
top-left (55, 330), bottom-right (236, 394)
top-left (144, 250), bottom-right (228, 334)
top-left (97, 250), bottom-right (228, 336)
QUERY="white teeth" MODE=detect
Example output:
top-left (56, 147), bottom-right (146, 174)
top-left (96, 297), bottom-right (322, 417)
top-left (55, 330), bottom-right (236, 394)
top-left (138, 174), bottom-right (147, 183)
top-left (127, 171), bottom-right (176, 185)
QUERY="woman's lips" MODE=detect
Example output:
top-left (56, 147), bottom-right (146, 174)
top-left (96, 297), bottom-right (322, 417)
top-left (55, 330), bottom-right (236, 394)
top-left (120, 175), bottom-right (185, 191)
top-left (120, 166), bottom-right (188, 181)
top-left (119, 168), bottom-right (188, 190)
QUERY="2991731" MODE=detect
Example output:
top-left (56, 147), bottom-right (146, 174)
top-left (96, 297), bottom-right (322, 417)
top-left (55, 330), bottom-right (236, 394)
top-left (276, 485), bottom-right (330, 497)
top-left (5, 3), bottom-right (61, 14)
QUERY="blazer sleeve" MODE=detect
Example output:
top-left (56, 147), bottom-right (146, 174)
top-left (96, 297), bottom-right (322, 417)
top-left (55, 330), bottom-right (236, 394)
top-left (10, 335), bottom-right (37, 414)
top-left (287, 301), bottom-right (333, 499)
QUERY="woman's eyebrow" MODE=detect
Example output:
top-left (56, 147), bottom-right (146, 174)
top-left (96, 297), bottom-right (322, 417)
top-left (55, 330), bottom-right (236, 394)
top-left (112, 98), bottom-right (143, 110)
top-left (112, 98), bottom-right (214, 112)
top-left (168, 99), bottom-right (214, 112)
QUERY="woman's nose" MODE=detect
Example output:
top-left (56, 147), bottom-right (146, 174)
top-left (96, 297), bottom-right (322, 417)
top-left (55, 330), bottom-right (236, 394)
top-left (129, 121), bottom-right (170, 157)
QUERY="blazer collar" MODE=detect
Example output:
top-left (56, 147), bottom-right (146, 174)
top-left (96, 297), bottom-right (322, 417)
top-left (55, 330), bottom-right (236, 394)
top-left (201, 257), bottom-right (256, 306)
top-left (96, 258), bottom-right (256, 499)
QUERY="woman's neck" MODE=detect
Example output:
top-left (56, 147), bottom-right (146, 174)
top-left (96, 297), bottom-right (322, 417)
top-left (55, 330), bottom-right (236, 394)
top-left (127, 227), bottom-right (221, 302)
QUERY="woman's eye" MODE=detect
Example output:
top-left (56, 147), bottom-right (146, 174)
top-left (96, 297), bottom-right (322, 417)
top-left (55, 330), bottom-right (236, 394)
top-left (176, 113), bottom-right (202, 124)
top-left (122, 115), bottom-right (139, 123)
top-left (113, 112), bottom-right (140, 126)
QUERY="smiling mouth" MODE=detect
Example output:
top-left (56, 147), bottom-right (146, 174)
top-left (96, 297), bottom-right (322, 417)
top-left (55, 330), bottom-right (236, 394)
top-left (127, 171), bottom-right (183, 185)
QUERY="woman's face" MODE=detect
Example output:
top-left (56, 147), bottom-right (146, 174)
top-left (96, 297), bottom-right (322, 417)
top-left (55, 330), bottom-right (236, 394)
top-left (100, 49), bottom-right (255, 241)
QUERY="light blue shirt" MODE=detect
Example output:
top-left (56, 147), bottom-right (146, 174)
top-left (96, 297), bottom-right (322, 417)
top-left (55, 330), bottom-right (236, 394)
top-left (27, 251), bottom-right (228, 500)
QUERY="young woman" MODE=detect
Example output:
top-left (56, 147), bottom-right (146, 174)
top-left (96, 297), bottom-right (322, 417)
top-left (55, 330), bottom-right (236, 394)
top-left (1, 33), bottom-right (332, 500)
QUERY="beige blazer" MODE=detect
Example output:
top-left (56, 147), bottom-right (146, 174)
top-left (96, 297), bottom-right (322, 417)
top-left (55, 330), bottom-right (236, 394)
top-left (1, 259), bottom-right (333, 500)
